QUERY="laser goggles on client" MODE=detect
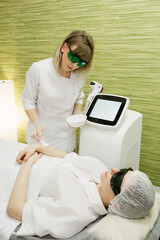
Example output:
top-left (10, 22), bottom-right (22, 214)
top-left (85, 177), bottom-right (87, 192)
top-left (110, 168), bottom-right (133, 195)
top-left (67, 43), bottom-right (87, 67)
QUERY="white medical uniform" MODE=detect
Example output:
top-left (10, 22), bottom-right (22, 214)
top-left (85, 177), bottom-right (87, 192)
top-left (22, 58), bottom-right (85, 152)
top-left (16, 153), bottom-right (108, 239)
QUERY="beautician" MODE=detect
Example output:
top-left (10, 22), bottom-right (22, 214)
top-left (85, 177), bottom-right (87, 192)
top-left (22, 30), bottom-right (94, 152)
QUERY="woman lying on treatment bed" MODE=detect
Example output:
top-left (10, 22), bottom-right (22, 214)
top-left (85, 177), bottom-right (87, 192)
top-left (7, 144), bottom-right (155, 239)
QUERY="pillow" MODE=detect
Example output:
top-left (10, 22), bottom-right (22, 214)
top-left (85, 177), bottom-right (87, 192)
top-left (88, 192), bottom-right (160, 240)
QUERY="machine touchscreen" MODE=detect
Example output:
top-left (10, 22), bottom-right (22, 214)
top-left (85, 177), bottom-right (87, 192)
top-left (86, 94), bottom-right (129, 128)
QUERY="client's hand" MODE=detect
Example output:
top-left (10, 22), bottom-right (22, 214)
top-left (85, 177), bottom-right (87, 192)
top-left (24, 152), bottom-right (43, 166)
top-left (16, 144), bottom-right (39, 164)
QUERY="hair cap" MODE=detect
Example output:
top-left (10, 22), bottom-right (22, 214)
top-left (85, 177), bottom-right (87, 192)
top-left (108, 170), bottom-right (155, 219)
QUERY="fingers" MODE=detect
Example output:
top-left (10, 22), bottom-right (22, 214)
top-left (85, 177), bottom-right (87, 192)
top-left (30, 129), bottom-right (40, 141)
top-left (31, 121), bottom-right (44, 142)
top-left (16, 148), bottom-right (34, 163)
top-left (16, 144), bottom-right (41, 164)
top-left (16, 159), bottom-right (23, 164)
top-left (27, 152), bottom-right (43, 165)
top-left (36, 129), bottom-right (43, 141)
top-left (16, 150), bottom-right (27, 163)
top-left (30, 128), bottom-right (43, 142)
top-left (38, 153), bottom-right (43, 157)
top-left (72, 127), bottom-right (78, 131)
top-left (37, 152), bottom-right (43, 160)
top-left (23, 153), bottom-right (32, 162)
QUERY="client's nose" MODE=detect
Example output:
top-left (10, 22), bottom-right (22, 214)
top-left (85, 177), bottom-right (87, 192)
top-left (111, 168), bottom-right (119, 175)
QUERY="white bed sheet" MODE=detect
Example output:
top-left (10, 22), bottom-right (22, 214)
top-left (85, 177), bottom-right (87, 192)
top-left (0, 138), bottom-right (160, 240)
top-left (0, 139), bottom-right (25, 240)
top-left (0, 139), bottom-right (64, 240)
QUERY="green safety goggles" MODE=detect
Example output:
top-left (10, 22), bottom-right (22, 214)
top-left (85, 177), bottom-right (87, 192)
top-left (110, 167), bottom-right (133, 195)
top-left (67, 44), bottom-right (87, 67)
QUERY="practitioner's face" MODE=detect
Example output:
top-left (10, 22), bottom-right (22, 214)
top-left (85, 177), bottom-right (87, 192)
top-left (61, 43), bottom-right (80, 72)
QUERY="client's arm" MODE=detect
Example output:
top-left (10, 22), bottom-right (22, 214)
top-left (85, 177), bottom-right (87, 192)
top-left (16, 144), bottom-right (67, 164)
top-left (7, 152), bottom-right (42, 221)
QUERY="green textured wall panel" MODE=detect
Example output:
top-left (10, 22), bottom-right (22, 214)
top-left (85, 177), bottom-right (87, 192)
top-left (0, 0), bottom-right (160, 186)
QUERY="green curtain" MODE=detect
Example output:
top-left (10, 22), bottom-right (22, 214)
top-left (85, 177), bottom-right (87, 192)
top-left (0, 0), bottom-right (160, 186)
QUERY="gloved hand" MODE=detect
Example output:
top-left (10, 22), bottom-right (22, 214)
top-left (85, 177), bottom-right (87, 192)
top-left (30, 120), bottom-right (44, 142)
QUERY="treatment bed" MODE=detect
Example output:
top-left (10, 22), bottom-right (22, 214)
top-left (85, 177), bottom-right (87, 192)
top-left (0, 139), bottom-right (160, 240)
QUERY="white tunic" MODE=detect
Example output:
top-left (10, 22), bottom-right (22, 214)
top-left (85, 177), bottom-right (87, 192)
top-left (17, 153), bottom-right (108, 239)
top-left (22, 58), bottom-right (85, 152)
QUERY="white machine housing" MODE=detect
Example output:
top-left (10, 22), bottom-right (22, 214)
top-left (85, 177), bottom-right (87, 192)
top-left (78, 109), bottom-right (142, 170)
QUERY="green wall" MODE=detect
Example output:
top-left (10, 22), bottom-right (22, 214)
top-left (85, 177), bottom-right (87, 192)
top-left (0, 0), bottom-right (160, 186)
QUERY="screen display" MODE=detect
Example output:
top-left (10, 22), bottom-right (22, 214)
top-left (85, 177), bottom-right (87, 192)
top-left (89, 99), bottom-right (122, 121)
top-left (86, 94), bottom-right (129, 127)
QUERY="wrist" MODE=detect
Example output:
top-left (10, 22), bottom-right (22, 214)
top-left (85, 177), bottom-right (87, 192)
top-left (28, 143), bottom-right (39, 153)
top-left (33, 120), bottom-right (41, 127)
top-left (73, 110), bottom-right (82, 115)
top-left (22, 160), bottom-right (33, 168)
top-left (33, 119), bottom-right (40, 123)
top-left (36, 144), bottom-right (45, 153)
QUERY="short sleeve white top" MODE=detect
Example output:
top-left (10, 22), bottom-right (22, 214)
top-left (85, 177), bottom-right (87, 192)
top-left (22, 58), bottom-right (85, 152)
top-left (16, 153), bottom-right (108, 239)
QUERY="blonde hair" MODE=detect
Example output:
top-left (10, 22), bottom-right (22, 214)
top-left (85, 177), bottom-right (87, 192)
top-left (53, 30), bottom-right (94, 78)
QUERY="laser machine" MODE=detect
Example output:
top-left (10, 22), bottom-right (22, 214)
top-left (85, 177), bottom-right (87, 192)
top-left (78, 82), bottom-right (142, 170)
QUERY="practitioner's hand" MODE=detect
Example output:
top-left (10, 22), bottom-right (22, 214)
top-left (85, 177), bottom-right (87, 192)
top-left (16, 144), bottom-right (39, 164)
top-left (72, 127), bottom-right (78, 131)
top-left (23, 152), bottom-right (43, 166)
top-left (66, 122), bottom-right (78, 131)
top-left (30, 120), bottom-right (44, 142)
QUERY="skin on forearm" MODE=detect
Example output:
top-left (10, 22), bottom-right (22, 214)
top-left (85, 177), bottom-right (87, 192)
top-left (25, 109), bottom-right (39, 123)
top-left (7, 161), bottom-right (32, 221)
top-left (7, 153), bottom-right (42, 220)
top-left (73, 103), bottom-right (82, 114)
top-left (16, 144), bottom-right (67, 163)
top-left (36, 145), bottom-right (67, 158)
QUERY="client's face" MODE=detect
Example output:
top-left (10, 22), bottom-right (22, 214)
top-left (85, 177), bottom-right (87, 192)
top-left (100, 168), bottom-right (132, 207)
top-left (110, 168), bottom-right (133, 195)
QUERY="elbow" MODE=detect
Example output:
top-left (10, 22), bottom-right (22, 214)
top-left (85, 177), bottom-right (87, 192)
top-left (7, 204), bottom-right (14, 217)
top-left (7, 203), bottom-right (23, 221)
